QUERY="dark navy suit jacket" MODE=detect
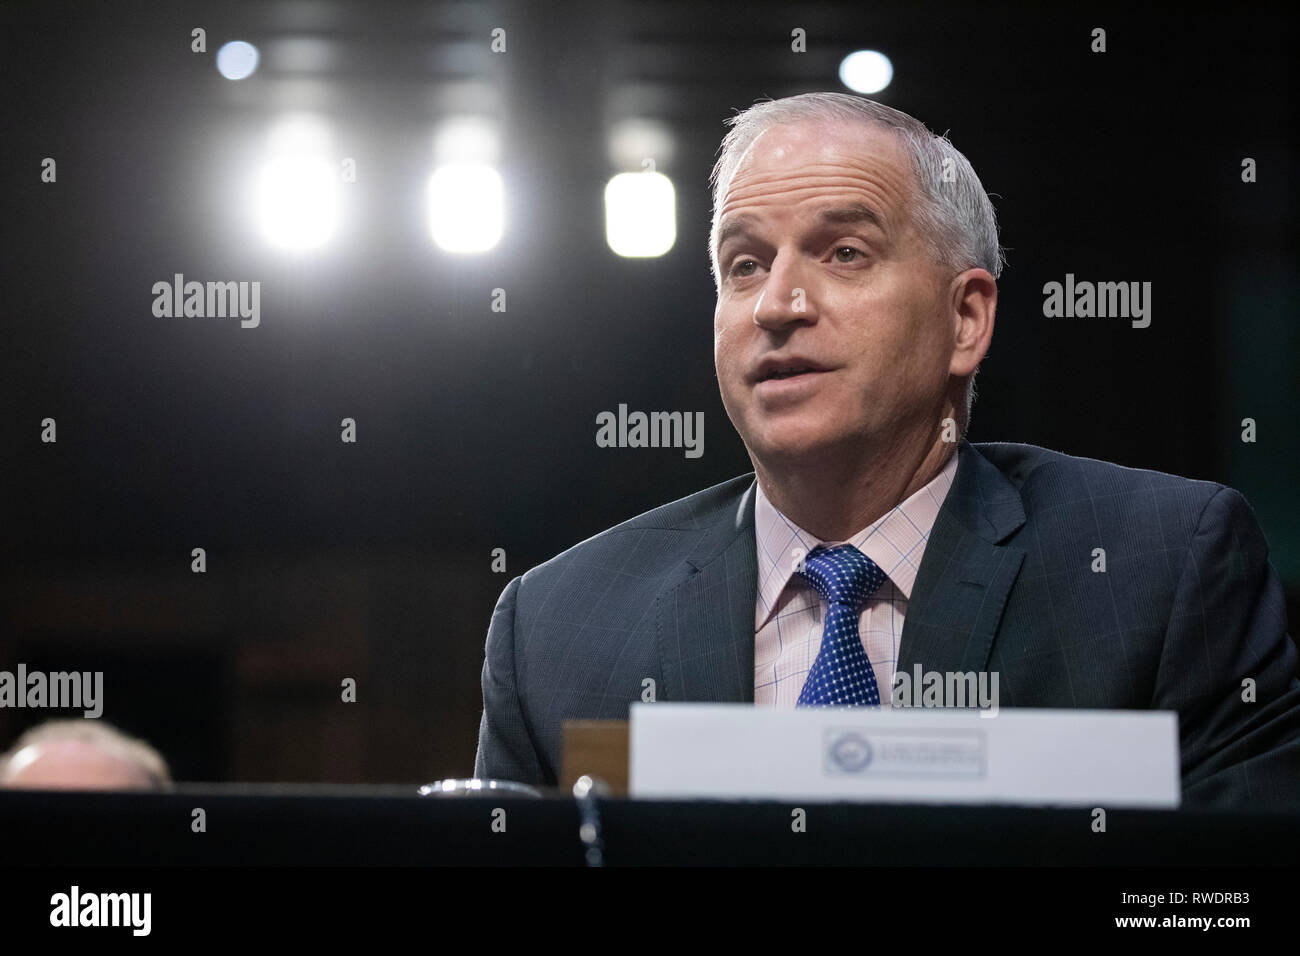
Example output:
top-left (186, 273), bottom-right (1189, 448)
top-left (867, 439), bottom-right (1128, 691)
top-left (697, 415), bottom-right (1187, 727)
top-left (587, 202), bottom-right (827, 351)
top-left (474, 440), bottom-right (1300, 808)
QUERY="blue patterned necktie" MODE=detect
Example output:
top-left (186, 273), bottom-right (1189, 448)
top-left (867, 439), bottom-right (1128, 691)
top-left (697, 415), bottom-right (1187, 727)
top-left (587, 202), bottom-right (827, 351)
top-left (796, 544), bottom-right (887, 707)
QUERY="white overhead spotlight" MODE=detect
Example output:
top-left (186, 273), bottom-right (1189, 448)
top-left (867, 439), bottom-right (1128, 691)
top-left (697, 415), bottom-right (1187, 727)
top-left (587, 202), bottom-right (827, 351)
top-left (216, 40), bottom-right (260, 81)
top-left (256, 113), bottom-right (339, 250)
top-left (427, 118), bottom-right (504, 254)
top-left (839, 50), bottom-right (893, 94)
top-left (605, 170), bottom-right (676, 258)
top-left (427, 164), bottom-right (504, 254)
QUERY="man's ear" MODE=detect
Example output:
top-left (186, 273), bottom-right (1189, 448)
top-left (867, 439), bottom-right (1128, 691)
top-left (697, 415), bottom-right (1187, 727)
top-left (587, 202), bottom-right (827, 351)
top-left (948, 268), bottom-right (997, 378)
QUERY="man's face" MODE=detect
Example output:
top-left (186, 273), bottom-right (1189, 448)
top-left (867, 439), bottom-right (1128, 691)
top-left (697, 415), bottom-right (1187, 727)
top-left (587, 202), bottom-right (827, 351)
top-left (713, 119), bottom-right (957, 467)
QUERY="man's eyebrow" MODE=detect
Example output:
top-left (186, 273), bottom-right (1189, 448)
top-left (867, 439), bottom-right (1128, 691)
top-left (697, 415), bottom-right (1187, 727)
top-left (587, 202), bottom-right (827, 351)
top-left (816, 203), bottom-right (886, 230)
top-left (716, 204), bottom-right (887, 253)
top-left (715, 214), bottom-right (760, 252)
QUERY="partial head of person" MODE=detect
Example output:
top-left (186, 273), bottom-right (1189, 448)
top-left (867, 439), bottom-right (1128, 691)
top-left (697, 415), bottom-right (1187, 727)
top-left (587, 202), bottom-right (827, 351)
top-left (710, 92), bottom-right (1003, 537)
top-left (0, 719), bottom-right (172, 791)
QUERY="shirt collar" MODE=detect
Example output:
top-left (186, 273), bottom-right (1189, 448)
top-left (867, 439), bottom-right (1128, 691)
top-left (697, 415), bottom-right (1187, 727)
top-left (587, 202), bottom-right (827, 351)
top-left (753, 451), bottom-right (959, 629)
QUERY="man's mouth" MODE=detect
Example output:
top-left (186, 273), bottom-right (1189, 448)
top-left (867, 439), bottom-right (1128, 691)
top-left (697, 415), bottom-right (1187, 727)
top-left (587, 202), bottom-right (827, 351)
top-left (762, 367), bottom-right (818, 381)
top-left (753, 365), bottom-right (831, 398)
top-left (753, 357), bottom-right (830, 383)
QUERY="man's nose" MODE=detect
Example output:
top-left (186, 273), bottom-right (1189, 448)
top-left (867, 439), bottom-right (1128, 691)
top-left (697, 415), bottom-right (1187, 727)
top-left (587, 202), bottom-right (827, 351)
top-left (752, 252), bottom-right (816, 329)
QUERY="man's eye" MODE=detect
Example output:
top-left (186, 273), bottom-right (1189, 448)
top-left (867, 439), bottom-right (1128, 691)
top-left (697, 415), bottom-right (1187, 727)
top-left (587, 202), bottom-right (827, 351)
top-left (732, 259), bottom-right (758, 276)
top-left (834, 246), bottom-right (862, 263)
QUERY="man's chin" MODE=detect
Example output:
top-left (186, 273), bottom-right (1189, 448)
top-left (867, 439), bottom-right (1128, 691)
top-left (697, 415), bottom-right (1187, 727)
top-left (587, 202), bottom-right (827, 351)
top-left (743, 426), bottom-right (849, 467)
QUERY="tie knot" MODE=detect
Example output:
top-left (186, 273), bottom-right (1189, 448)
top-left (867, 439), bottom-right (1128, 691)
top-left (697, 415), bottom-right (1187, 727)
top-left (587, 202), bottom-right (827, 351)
top-left (796, 544), bottom-right (886, 610)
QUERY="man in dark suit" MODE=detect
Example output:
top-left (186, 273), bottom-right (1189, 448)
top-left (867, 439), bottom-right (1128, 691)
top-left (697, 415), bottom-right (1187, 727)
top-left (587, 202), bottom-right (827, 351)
top-left (474, 92), bottom-right (1300, 807)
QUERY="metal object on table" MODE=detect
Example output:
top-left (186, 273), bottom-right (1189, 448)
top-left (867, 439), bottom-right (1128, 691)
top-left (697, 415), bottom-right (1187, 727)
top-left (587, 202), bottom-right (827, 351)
top-left (572, 774), bottom-right (610, 867)
top-left (417, 778), bottom-right (543, 798)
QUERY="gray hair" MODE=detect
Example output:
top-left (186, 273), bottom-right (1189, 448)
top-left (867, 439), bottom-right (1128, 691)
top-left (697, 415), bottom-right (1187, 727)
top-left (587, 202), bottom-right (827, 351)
top-left (0, 719), bottom-right (172, 790)
top-left (709, 92), bottom-right (1005, 434)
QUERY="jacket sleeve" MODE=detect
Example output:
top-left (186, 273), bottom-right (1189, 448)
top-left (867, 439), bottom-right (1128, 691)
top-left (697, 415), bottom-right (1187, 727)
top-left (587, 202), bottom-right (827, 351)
top-left (473, 575), bottom-right (549, 786)
top-left (1155, 486), bottom-right (1300, 808)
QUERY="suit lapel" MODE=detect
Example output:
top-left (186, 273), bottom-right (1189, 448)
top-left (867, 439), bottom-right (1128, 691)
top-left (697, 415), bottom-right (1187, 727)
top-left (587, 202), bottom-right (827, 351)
top-left (654, 481), bottom-right (757, 704)
top-left (653, 440), bottom-right (1027, 704)
top-left (897, 441), bottom-right (1027, 678)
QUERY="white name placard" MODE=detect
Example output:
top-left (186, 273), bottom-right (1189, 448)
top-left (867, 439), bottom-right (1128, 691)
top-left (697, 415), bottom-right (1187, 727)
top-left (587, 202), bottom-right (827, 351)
top-left (629, 704), bottom-right (1180, 808)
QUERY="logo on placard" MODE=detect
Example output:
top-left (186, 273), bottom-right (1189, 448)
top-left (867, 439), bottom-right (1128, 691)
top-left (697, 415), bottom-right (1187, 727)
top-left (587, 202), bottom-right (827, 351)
top-left (823, 727), bottom-right (986, 779)
top-left (827, 731), bottom-right (873, 772)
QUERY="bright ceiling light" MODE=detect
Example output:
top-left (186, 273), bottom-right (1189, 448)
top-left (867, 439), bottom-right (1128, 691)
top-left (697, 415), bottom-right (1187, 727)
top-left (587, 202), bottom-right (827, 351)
top-left (216, 40), bottom-right (260, 81)
top-left (427, 164), bottom-right (504, 253)
top-left (839, 50), bottom-right (893, 94)
top-left (256, 114), bottom-right (339, 250)
top-left (258, 156), bottom-right (339, 250)
top-left (605, 171), bottom-right (676, 258)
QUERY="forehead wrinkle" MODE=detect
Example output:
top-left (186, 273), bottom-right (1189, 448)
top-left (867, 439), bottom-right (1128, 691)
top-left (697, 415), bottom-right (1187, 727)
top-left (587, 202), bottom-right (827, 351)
top-left (725, 136), bottom-right (914, 197)
top-left (730, 154), bottom-right (910, 188)
top-left (719, 180), bottom-right (905, 240)
top-left (720, 153), bottom-right (914, 233)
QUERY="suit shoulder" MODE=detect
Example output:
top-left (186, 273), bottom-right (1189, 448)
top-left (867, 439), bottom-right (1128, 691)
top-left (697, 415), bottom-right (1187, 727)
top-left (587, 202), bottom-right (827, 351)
top-left (520, 472), bottom-right (755, 584)
top-left (971, 440), bottom-right (1227, 519)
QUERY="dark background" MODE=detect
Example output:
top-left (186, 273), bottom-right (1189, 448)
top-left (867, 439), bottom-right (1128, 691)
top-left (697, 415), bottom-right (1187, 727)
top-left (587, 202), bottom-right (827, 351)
top-left (1, 0), bottom-right (1296, 784)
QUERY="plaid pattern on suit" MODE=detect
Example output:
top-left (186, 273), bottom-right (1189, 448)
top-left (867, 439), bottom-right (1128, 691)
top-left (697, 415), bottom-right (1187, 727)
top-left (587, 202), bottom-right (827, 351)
top-left (474, 439), bottom-right (1300, 808)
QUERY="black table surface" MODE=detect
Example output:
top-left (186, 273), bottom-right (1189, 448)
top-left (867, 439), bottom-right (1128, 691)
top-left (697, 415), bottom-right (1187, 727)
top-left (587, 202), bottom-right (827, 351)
top-left (1, 785), bottom-right (1297, 866)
